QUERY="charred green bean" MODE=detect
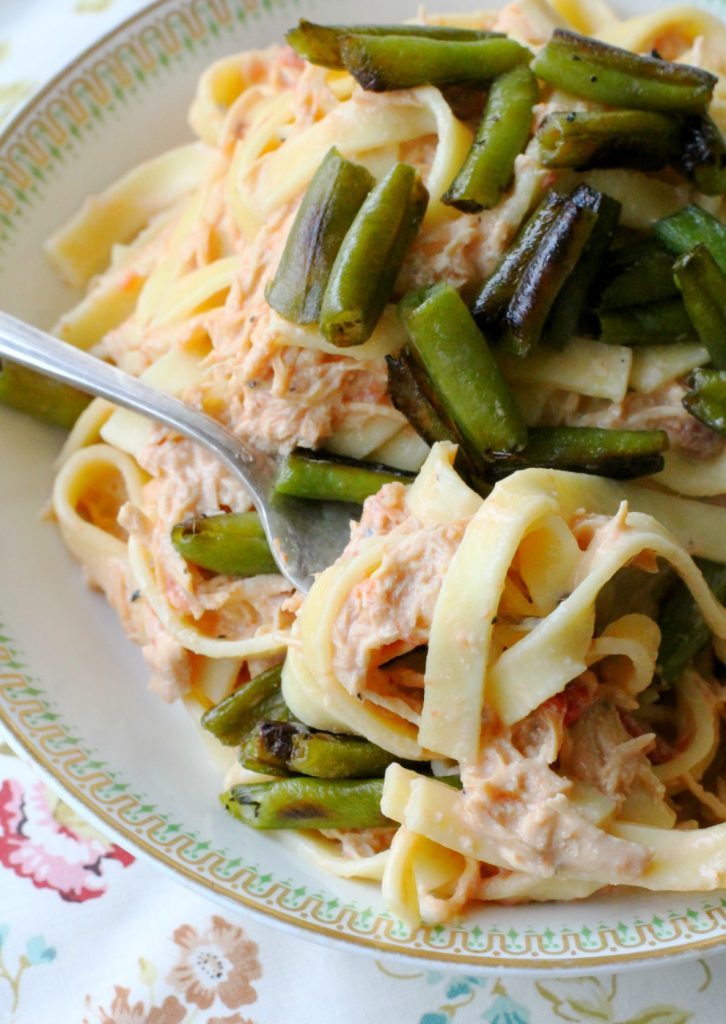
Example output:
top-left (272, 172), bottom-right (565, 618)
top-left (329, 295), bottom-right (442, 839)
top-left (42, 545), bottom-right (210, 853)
top-left (598, 240), bottom-right (678, 309)
top-left (320, 163), bottom-right (428, 347)
top-left (488, 425), bottom-right (668, 480)
top-left (275, 449), bottom-right (414, 504)
top-left (171, 512), bottom-right (277, 578)
top-left (0, 362), bottom-right (90, 428)
top-left (532, 29), bottom-right (716, 113)
top-left (683, 368), bottom-right (726, 435)
top-left (673, 244), bottom-right (726, 369)
top-left (221, 777), bottom-right (391, 830)
top-left (286, 19), bottom-right (502, 68)
top-left (535, 109), bottom-right (680, 171)
top-left (338, 34), bottom-right (532, 92)
top-left (654, 204), bottom-right (726, 273)
top-left (543, 185), bottom-right (621, 348)
top-left (598, 298), bottom-right (694, 345)
top-left (442, 64), bottom-right (538, 212)
top-left (471, 191), bottom-right (567, 331)
top-left (678, 114), bottom-right (726, 196)
top-left (201, 666), bottom-right (285, 746)
top-left (266, 147), bottom-right (374, 324)
top-left (502, 196), bottom-right (597, 356)
top-left (399, 281), bottom-right (527, 454)
top-left (242, 720), bottom-right (398, 778)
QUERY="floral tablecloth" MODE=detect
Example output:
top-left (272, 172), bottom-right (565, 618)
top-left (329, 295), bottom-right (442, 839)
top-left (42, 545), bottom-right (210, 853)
top-left (3, 1), bottom-right (726, 1021)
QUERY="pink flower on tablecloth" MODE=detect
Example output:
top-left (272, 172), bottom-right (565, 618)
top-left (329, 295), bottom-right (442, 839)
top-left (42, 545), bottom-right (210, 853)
top-left (86, 986), bottom-right (185, 1024)
top-left (167, 915), bottom-right (261, 1010)
top-left (208, 1017), bottom-right (255, 1024)
top-left (0, 778), bottom-right (134, 901)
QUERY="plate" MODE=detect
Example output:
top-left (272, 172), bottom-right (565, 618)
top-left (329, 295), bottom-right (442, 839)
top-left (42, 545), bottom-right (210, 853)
top-left (1, 0), bottom-right (726, 974)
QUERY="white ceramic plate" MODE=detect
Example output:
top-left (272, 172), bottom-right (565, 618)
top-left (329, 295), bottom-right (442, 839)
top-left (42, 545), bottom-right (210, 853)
top-left (2, 0), bottom-right (726, 975)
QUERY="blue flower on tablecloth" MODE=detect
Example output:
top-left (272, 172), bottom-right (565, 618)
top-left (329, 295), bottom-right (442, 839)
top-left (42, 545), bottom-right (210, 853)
top-left (446, 975), bottom-right (487, 999)
top-left (25, 935), bottom-right (56, 965)
top-left (419, 1014), bottom-right (449, 1024)
top-left (481, 993), bottom-right (530, 1024)
top-left (0, 924), bottom-right (8, 949)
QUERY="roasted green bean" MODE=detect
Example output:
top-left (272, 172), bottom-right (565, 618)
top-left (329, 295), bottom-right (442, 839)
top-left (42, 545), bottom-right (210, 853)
top-left (598, 240), bottom-right (678, 309)
top-left (201, 666), bottom-right (285, 746)
top-left (286, 19), bottom-right (502, 68)
top-left (0, 362), bottom-right (90, 428)
top-left (266, 147), bottom-right (374, 324)
top-left (654, 204), bottom-right (726, 273)
top-left (535, 109), bottom-right (680, 171)
top-left (171, 512), bottom-right (277, 578)
top-left (598, 298), bottom-right (694, 345)
top-left (399, 281), bottom-right (527, 454)
top-left (657, 558), bottom-right (726, 684)
top-left (320, 163), bottom-right (428, 347)
top-left (338, 34), bottom-right (532, 92)
top-left (241, 720), bottom-right (398, 778)
top-left (678, 113), bottom-right (726, 196)
top-left (502, 196), bottom-right (597, 356)
top-left (532, 29), bottom-right (716, 113)
top-left (471, 191), bottom-right (567, 331)
top-left (385, 349), bottom-right (460, 448)
top-left (221, 777), bottom-right (392, 830)
top-left (673, 244), bottom-right (726, 369)
top-left (442, 64), bottom-right (538, 212)
top-left (543, 185), bottom-right (621, 348)
top-left (487, 425), bottom-right (668, 480)
top-left (275, 449), bottom-right (414, 504)
top-left (682, 368), bottom-right (726, 435)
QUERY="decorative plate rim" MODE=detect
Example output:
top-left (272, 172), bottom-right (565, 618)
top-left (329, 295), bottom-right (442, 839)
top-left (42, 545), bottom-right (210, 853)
top-left (2, 0), bottom-right (726, 974)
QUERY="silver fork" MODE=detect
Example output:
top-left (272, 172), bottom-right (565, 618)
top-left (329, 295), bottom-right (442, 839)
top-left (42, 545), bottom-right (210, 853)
top-left (0, 311), bottom-right (354, 592)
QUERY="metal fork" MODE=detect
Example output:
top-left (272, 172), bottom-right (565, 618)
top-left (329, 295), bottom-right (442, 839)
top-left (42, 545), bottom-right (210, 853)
top-left (0, 311), bottom-right (354, 592)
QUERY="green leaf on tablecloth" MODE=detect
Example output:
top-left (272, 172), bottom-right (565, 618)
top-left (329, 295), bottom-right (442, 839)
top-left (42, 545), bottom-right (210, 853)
top-left (536, 977), bottom-right (615, 1022)
top-left (138, 956), bottom-right (157, 988)
top-left (619, 1009), bottom-right (692, 1024)
top-left (74, 0), bottom-right (115, 11)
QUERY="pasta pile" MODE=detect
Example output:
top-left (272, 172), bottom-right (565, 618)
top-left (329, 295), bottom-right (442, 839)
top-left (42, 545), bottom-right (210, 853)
top-left (39, 0), bottom-right (726, 925)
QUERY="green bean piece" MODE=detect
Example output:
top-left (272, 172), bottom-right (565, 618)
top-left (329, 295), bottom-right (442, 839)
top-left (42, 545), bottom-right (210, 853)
top-left (399, 281), bottom-right (527, 454)
top-left (0, 361), bottom-right (90, 428)
top-left (532, 29), bottom-right (716, 113)
top-left (442, 65), bottom-right (538, 213)
top-left (286, 19), bottom-right (503, 69)
top-left (265, 148), bottom-right (374, 324)
top-left (543, 185), bottom-right (621, 349)
top-left (471, 191), bottom-right (568, 331)
top-left (320, 163), bottom-right (428, 347)
top-left (682, 368), bottom-right (726, 435)
top-left (598, 298), bottom-right (694, 345)
top-left (242, 720), bottom-right (398, 778)
top-left (535, 110), bottom-right (680, 171)
top-left (486, 426), bottom-right (668, 481)
top-left (338, 34), bottom-right (532, 92)
top-left (386, 350), bottom-right (459, 448)
top-left (201, 666), bottom-right (284, 746)
top-left (171, 512), bottom-right (277, 578)
top-left (502, 196), bottom-right (597, 356)
top-left (673, 244), bottom-right (726, 369)
top-left (678, 114), bottom-right (726, 196)
top-left (275, 449), bottom-right (414, 504)
top-left (657, 558), bottom-right (726, 684)
top-left (385, 350), bottom-right (487, 486)
top-left (654, 204), bottom-right (726, 273)
top-left (598, 240), bottom-right (678, 309)
top-left (221, 777), bottom-right (392, 830)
